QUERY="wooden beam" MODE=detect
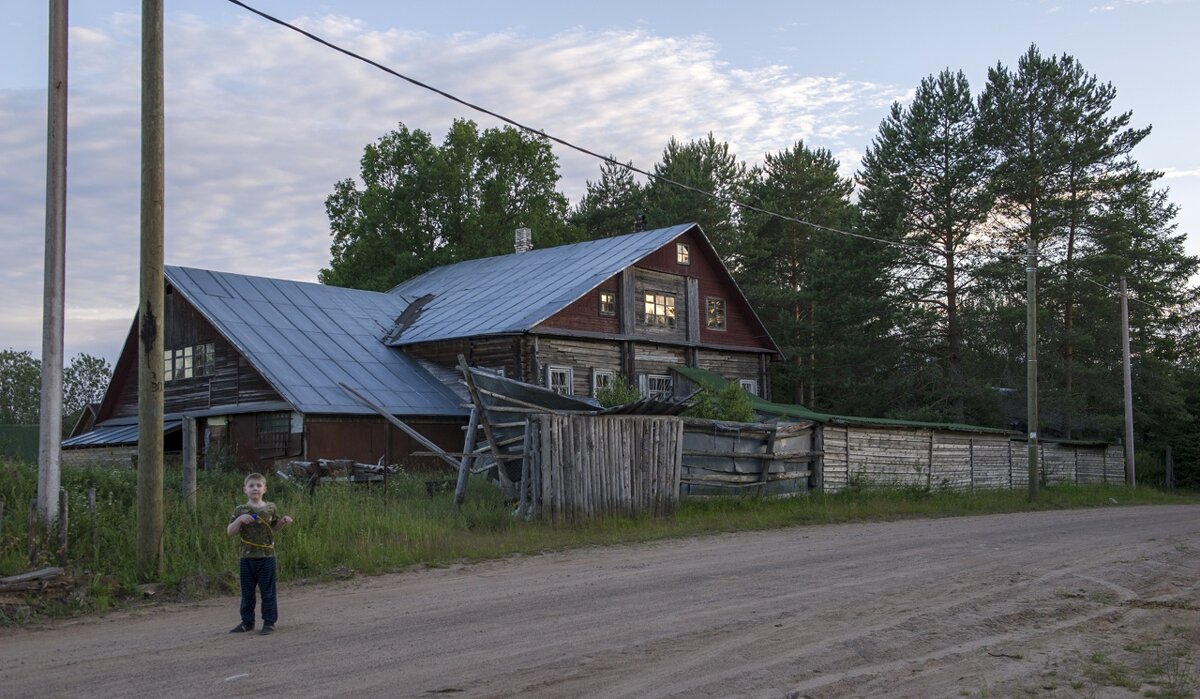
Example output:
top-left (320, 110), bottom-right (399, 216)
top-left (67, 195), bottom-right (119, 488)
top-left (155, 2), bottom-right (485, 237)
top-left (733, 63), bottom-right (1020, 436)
top-left (457, 356), bottom-right (513, 492)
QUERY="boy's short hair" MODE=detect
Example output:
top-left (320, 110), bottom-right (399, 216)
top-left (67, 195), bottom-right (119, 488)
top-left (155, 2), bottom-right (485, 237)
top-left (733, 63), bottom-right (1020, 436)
top-left (244, 472), bottom-right (267, 485)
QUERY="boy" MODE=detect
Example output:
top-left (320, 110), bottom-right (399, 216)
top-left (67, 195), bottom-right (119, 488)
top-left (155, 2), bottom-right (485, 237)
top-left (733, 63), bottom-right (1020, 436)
top-left (226, 472), bottom-right (293, 635)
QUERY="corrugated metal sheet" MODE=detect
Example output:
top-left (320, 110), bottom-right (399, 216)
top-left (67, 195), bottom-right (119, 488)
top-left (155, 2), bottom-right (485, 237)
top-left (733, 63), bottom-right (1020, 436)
top-left (384, 224), bottom-right (696, 345)
top-left (165, 267), bottom-right (467, 417)
top-left (63, 420), bottom-right (182, 448)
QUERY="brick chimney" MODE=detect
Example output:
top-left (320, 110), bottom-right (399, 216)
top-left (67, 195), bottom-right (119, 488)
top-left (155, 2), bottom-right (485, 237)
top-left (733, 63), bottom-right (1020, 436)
top-left (514, 227), bottom-right (532, 254)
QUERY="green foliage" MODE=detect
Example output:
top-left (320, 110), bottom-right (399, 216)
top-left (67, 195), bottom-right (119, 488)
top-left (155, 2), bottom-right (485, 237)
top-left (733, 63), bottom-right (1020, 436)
top-left (594, 376), bottom-right (641, 407)
top-left (643, 133), bottom-right (749, 257)
top-left (321, 119), bottom-right (581, 291)
top-left (686, 381), bottom-right (756, 422)
top-left (570, 159), bottom-right (646, 237)
top-left (0, 349), bottom-right (40, 424)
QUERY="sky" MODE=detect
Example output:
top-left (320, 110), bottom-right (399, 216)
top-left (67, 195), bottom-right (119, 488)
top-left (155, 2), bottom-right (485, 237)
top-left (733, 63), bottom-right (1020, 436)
top-left (2, 0), bottom-right (1197, 365)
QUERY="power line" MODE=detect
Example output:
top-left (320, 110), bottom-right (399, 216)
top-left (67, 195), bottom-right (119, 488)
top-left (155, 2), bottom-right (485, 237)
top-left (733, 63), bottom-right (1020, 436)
top-left (225, 0), bottom-right (934, 255)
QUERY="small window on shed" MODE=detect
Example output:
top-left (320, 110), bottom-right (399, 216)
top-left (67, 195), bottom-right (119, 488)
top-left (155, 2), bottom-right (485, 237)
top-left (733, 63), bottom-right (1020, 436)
top-left (256, 412), bottom-right (291, 457)
top-left (706, 297), bottom-right (727, 330)
top-left (640, 374), bottom-right (673, 400)
top-left (598, 290), bottom-right (616, 317)
top-left (739, 379), bottom-right (759, 397)
top-left (676, 243), bottom-right (691, 265)
top-left (547, 366), bottom-right (573, 396)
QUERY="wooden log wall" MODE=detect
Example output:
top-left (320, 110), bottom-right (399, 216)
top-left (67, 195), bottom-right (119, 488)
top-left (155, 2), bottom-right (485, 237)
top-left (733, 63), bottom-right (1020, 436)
top-left (527, 414), bottom-right (682, 523)
top-left (818, 425), bottom-right (1126, 493)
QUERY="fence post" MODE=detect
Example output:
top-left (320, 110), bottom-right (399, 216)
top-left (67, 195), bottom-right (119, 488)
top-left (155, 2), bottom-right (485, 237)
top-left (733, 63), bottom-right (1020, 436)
top-left (1165, 446), bottom-right (1175, 489)
top-left (182, 416), bottom-right (197, 506)
top-left (57, 488), bottom-right (69, 566)
top-left (28, 497), bottom-right (37, 563)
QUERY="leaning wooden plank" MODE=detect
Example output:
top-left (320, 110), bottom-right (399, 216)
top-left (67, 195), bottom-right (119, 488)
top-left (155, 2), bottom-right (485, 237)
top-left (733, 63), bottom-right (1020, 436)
top-left (458, 356), bottom-right (513, 492)
top-left (454, 407), bottom-right (480, 508)
top-left (472, 386), bottom-right (574, 416)
top-left (337, 383), bottom-right (460, 473)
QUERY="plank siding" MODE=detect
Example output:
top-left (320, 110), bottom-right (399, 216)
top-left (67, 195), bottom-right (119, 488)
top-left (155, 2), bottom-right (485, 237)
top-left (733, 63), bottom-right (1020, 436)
top-left (403, 336), bottom-right (524, 379)
top-left (633, 268), bottom-right (689, 343)
top-left (695, 350), bottom-right (762, 388)
top-left (534, 338), bottom-right (622, 396)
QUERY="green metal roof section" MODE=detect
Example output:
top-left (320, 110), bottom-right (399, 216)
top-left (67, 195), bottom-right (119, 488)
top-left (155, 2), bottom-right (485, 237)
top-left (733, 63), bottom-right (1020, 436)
top-left (672, 366), bottom-right (1014, 434)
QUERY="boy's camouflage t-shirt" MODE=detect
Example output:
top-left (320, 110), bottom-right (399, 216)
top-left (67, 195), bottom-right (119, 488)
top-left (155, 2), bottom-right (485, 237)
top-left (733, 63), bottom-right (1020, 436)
top-left (231, 502), bottom-right (279, 558)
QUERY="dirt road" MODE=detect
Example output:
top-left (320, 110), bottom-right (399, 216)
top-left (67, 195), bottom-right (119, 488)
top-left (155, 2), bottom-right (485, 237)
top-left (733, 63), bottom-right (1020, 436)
top-left (3, 505), bottom-right (1198, 698)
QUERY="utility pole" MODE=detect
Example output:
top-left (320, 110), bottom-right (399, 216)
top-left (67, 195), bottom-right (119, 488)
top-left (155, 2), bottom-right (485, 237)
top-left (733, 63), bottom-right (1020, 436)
top-left (137, 0), bottom-right (165, 580)
top-left (1120, 278), bottom-right (1135, 486)
top-left (1026, 233), bottom-right (1039, 500)
top-left (38, 0), bottom-right (68, 527)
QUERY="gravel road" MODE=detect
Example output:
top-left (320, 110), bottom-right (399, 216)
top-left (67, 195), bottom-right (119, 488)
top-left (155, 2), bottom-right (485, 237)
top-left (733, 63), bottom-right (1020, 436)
top-left (3, 504), bottom-right (1198, 698)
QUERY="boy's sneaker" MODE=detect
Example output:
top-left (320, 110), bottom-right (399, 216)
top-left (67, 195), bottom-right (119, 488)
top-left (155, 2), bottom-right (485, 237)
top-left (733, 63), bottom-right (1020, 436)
top-left (259, 624), bottom-right (275, 636)
top-left (229, 622), bottom-right (254, 633)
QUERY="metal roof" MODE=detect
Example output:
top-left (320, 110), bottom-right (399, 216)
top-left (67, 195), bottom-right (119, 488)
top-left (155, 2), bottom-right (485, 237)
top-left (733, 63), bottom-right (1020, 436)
top-left (165, 267), bottom-right (467, 417)
top-left (63, 420), bottom-right (182, 448)
top-left (384, 224), bottom-right (696, 345)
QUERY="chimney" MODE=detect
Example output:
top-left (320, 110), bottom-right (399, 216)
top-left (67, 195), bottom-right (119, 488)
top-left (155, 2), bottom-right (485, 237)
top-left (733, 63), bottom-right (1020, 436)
top-left (514, 227), bottom-right (532, 254)
top-left (634, 214), bottom-right (647, 232)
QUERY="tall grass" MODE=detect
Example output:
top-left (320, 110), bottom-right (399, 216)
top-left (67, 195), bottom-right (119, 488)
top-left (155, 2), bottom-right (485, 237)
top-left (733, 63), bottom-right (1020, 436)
top-left (1, 459), bottom-right (1196, 622)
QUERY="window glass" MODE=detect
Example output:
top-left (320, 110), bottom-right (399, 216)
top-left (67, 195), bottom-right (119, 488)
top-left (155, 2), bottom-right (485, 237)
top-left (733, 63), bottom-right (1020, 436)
top-left (598, 290), bottom-right (616, 316)
top-left (644, 374), bottom-right (673, 400)
top-left (739, 379), bottom-right (759, 396)
top-left (676, 243), bottom-right (690, 265)
top-left (642, 292), bottom-right (676, 328)
top-left (547, 366), bottom-right (573, 395)
top-left (592, 368), bottom-right (615, 395)
top-left (706, 297), bottom-right (727, 330)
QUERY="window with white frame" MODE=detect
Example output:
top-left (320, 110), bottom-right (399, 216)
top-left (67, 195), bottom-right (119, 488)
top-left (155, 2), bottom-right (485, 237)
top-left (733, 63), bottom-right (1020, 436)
top-left (641, 374), bottom-right (673, 400)
top-left (739, 379), bottom-right (759, 397)
top-left (592, 368), bottom-right (615, 395)
top-left (642, 292), bottom-right (676, 328)
top-left (547, 365), bottom-right (573, 395)
top-left (676, 242), bottom-right (691, 265)
top-left (598, 290), bottom-right (616, 316)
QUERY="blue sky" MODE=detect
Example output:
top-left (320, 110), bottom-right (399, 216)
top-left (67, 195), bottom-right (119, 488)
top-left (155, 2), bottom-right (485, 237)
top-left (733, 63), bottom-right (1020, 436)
top-left (3, 0), bottom-right (1197, 363)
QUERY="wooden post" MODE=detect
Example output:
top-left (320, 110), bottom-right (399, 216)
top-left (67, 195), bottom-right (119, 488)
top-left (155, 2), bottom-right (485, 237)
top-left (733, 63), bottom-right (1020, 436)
top-left (0, 499), bottom-right (4, 538)
top-left (457, 356), bottom-right (513, 494)
top-left (57, 488), bottom-right (68, 566)
top-left (1120, 278), bottom-right (1136, 487)
top-left (88, 487), bottom-right (97, 567)
top-left (1165, 446), bottom-right (1174, 489)
top-left (181, 416), bottom-right (197, 506)
top-left (454, 408), bottom-right (479, 508)
top-left (28, 497), bottom-right (37, 563)
top-left (137, 0), bottom-right (166, 582)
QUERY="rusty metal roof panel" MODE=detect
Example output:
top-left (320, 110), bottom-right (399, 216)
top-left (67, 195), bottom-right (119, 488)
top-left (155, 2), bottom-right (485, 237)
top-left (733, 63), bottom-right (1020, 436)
top-left (165, 267), bottom-right (466, 417)
top-left (384, 224), bottom-right (696, 345)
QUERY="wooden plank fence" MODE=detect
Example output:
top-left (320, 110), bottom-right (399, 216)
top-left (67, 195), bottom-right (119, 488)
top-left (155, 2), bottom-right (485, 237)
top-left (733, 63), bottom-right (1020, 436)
top-left (819, 424), bottom-right (1125, 492)
top-left (525, 414), bottom-right (682, 523)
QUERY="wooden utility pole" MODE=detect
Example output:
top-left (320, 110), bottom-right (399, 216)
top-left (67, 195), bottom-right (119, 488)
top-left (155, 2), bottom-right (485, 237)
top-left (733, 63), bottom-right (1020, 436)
top-left (1120, 278), bottom-right (1135, 487)
top-left (1025, 233), bottom-right (1039, 499)
top-left (38, 0), bottom-right (68, 526)
top-left (137, 0), bottom-right (165, 580)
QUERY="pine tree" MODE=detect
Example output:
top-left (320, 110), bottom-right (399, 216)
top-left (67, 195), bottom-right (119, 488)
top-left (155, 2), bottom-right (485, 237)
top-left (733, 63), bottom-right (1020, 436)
top-left (643, 134), bottom-right (748, 259)
top-left (570, 160), bottom-right (647, 238)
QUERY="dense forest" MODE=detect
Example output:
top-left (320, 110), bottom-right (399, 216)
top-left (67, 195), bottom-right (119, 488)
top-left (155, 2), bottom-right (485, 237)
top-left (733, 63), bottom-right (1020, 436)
top-left (321, 46), bottom-right (1200, 486)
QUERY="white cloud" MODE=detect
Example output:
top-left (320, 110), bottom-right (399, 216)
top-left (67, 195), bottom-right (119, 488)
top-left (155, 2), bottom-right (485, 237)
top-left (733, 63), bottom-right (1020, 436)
top-left (1, 13), bottom-right (901, 362)
top-left (1161, 167), bottom-right (1200, 179)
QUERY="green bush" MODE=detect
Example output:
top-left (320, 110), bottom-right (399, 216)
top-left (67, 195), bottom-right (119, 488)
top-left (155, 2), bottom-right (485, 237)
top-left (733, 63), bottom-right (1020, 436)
top-left (595, 375), bottom-right (641, 407)
top-left (686, 381), bottom-right (756, 422)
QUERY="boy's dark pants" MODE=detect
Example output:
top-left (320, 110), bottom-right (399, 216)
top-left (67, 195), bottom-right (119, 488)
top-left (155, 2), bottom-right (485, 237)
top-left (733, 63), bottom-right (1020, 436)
top-left (239, 557), bottom-right (278, 627)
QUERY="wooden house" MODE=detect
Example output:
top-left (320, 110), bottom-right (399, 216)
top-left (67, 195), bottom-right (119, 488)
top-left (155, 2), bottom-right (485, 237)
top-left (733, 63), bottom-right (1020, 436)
top-left (64, 223), bottom-right (781, 472)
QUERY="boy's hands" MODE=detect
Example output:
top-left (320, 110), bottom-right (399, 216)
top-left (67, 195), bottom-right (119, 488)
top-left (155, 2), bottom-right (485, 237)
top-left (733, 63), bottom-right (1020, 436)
top-left (280, 515), bottom-right (294, 527)
top-left (239, 513), bottom-right (256, 525)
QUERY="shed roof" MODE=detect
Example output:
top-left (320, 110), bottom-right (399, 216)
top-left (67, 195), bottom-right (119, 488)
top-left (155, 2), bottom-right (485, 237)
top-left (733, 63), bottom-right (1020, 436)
top-left (384, 224), bottom-right (697, 345)
top-left (62, 420), bottom-right (182, 448)
top-left (165, 267), bottom-right (466, 417)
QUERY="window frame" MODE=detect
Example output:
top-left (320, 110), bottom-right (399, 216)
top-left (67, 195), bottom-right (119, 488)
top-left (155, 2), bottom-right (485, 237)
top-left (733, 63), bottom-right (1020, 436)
top-left (546, 365), bottom-right (574, 396)
top-left (676, 242), bottom-right (691, 265)
top-left (641, 291), bottom-right (677, 328)
top-left (591, 368), bottom-right (616, 396)
top-left (739, 378), bottom-right (759, 397)
top-left (641, 373), bottom-right (673, 400)
top-left (705, 296), bottom-right (727, 331)
top-left (255, 411), bottom-right (291, 457)
top-left (163, 341), bottom-right (215, 382)
top-left (598, 290), bottom-right (617, 317)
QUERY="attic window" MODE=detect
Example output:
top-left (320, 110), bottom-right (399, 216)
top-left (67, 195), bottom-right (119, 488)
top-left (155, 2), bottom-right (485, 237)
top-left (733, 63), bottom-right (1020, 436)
top-left (676, 243), bottom-right (691, 265)
top-left (163, 342), bottom-right (214, 382)
top-left (642, 292), bottom-right (676, 328)
top-left (598, 290), bottom-right (616, 316)
top-left (705, 297), bottom-right (727, 331)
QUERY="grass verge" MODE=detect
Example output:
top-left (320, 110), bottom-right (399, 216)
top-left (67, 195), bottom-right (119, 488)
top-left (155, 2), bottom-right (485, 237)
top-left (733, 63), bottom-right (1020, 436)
top-left (1, 459), bottom-right (1196, 625)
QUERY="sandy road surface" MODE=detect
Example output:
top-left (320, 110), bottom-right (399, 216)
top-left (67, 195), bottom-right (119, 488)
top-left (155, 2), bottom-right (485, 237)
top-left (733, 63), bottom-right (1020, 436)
top-left (2, 505), bottom-right (1198, 698)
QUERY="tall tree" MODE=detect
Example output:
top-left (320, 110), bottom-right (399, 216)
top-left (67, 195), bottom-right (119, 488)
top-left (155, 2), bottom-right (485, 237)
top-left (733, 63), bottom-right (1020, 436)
top-left (979, 45), bottom-right (1161, 436)
top-left (642, 134), bottom-right (749, 259)
top-left (321, 119), bottom-right (578, 291)
top-left (570, 159), bottom-right (647, 238)
top-left (740, 141), bottom-right (897, 412)
top-left (858, 70), bottom-right (994, 421)
top-left (63, 353), bottom-right (113, 430)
